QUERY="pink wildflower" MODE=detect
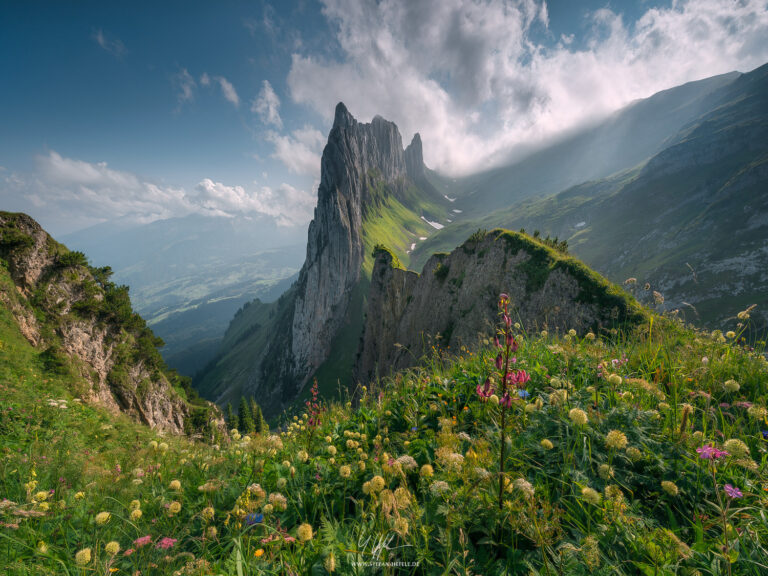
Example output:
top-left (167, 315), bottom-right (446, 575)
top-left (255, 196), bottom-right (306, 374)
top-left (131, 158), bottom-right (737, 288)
top-left (156, 537), bottom-right (177, 550)
top-left (134, 535), bottom-right (152, 548)
top-left (724, 484), bottom-right (742, 499)
top-left (696, 445), bottom-right (729, 460)
top-left (476, 377), bottom-right (494, 399)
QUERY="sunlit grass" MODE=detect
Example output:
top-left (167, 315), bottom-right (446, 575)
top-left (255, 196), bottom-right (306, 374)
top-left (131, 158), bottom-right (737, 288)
top-left (2, 297), bottom-right (768, 574)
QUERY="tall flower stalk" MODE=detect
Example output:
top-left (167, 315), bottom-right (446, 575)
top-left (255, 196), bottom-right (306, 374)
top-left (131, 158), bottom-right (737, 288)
top-left (490, 294), bottom-right (529, 513)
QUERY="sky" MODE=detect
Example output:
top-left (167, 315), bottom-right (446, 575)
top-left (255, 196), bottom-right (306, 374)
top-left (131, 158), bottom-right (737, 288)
top-left (2, 0), bottom-right (768, 236)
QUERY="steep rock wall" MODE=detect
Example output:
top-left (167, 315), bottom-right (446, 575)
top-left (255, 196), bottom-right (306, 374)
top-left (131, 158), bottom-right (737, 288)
top-left (357, 230), bottom-right (644, 381)
top-left (287, 103), bottom-right (423, 385)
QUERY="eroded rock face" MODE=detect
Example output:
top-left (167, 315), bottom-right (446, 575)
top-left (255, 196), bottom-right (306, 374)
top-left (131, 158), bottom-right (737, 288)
top-left (288, 103), bottom-right (421, 385)
top-left (0, 212), bottom-right (190, 433)
top-left (0, 213), bottom-right (56, 294)
top-left (357, 230), bottom-right (643, 381)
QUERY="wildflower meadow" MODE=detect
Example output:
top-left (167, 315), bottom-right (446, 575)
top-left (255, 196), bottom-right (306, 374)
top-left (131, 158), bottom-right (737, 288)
top-left (2, 296), bottom-right (768, 575)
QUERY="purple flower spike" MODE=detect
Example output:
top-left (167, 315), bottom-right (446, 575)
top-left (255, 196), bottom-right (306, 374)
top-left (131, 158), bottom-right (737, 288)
top-left (724, 484), bottom-right (742, 499)
top-left (476, 378), bottom-right (494, 399)
top-left (696, 444), bottom-right (729, 460)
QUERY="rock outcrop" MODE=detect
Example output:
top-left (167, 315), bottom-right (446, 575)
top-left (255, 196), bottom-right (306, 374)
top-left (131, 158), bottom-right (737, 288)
top-left (357, 230), bottom-right (644, 380)
top-left (275, 103), bottom-right (430, 390)
top-left (0, 212), bottom-right (198, 433)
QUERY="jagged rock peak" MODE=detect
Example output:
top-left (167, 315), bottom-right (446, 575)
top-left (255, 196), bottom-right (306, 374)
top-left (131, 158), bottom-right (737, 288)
top-left (289, 104), bottom-right (415, 386)
top-left (333, 101), bottom-right (356, 130)
top-left (405, 132), bottom-right (424, 181)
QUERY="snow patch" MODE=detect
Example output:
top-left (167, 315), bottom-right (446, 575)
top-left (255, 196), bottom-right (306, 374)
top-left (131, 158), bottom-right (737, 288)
top-left (421, 216), bottom-right (444, 230)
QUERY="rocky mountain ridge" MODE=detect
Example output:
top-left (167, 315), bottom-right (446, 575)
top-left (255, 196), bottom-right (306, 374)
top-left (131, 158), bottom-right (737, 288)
top-left (0, 212), bottom-right (213, 433)
top-left (357, 231), bottom-right (643, 381)
top-left (198, 104), bottom-right (645, 417)
top-left (196, 103), bottom-right (444, 411)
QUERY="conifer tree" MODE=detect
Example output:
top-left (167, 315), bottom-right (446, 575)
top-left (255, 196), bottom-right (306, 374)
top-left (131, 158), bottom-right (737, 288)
top-left (225, 402), bottom-right (237, 431)
top-left (238, 396), bottom-right (255, 433)
top-left (250, 397), bottom-right (267, 434)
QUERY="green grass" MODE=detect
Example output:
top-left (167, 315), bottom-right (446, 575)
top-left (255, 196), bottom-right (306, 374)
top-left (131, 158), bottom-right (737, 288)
top-left (3, 282), bottom-right (768, 574)
top-left (361, 188), bottom-right (438, 275)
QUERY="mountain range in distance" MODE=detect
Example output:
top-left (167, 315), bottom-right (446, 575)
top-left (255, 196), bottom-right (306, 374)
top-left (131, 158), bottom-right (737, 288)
top-left (417, 61), bottom-right (768, 334)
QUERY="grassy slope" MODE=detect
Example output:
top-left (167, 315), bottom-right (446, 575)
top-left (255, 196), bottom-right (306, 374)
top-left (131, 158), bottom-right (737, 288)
top-left (193, 297), bottom-right (281, 406)
top-left (3, 293), bottom-right (768, 574)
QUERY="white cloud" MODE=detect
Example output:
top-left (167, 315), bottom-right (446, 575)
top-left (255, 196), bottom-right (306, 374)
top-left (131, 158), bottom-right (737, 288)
top-left (0, 151), bottom-right (316, 233)
top-left (216, 76), bottom-right (240, 107)
top-left (192, 179), bottom-right (315, 226)
top-left (267, 126), bottom-right (325, 178)
top-left (288, 0), bottom-right (768, 175)
top-left (252, 80), bottom-right (283, 128)
top-left (173, 68), bottom-right (196, 109)
top-left (200, 72), bottom-right (211, 86)
top-left (93, 29), bottom-right (125, 58)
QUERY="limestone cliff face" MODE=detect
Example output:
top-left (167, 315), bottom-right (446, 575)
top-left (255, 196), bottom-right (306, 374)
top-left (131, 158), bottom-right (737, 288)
top-left (0, 212), bottom-right (193, 433)
top-left (287, 103), bottom-right (423, 384)
top-left (357, 230), bottom-right (644, 380)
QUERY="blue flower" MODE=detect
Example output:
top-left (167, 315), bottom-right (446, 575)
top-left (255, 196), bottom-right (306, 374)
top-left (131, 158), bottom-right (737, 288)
top-left (761, 430), bottom-right (768, 440)
top-left (518, 389), bottom-right (530, 399)
top-left (245, 513), bottom-right (264, 526)
top-left (411, 427), bottom-right (418, 432)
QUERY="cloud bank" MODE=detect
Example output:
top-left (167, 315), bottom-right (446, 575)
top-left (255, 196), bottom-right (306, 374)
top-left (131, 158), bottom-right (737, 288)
top-left (287, 0), bottom-right (768, 175)
top-left (1, 151), bottom-right (315, 234)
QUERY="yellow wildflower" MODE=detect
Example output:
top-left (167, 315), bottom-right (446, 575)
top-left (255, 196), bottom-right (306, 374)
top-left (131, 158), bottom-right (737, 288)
top-left (297, 523), bottom-right (314, 541)
top-left (75, 548), bottom-right (91, 565)
top-left (95, 511), bottom-right (111, 525)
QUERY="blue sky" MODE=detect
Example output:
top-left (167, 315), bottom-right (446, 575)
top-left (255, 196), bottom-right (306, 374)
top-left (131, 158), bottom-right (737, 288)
top-left (2, 0), bottom-right (768, 235)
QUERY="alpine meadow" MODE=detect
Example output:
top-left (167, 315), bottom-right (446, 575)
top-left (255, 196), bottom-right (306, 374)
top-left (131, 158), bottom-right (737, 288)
top-left (2, 1), bottom-right (768, 575)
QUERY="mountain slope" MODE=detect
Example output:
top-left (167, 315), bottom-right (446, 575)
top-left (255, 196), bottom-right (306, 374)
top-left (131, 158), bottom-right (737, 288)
top-left (0, 212), bottom-right (216, 433)
top-left (195, 104), bottom-right (449, 412)
top-left (358, 229), bottom-right (643, 381)
top-left (414, 62), bottom-right (768, 331)
top-left (444, 70), bottom-right (740, 216)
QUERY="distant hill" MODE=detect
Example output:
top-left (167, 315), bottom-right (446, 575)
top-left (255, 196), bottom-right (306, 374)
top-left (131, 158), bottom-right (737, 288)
top-left (62, 213), bottom-right (305, 375)
top-left (414, 62), bottom-right (768, 332)
top-left (437, 71), bottom-right (740, 216)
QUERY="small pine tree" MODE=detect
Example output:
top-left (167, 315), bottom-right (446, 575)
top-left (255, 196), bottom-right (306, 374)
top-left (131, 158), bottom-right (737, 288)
top-left (225, 403), bottom-right (237, 431)
top-left (250, 398), bottom-right (267, 434)
top-left (238, 396), bottom-right (255, 433)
